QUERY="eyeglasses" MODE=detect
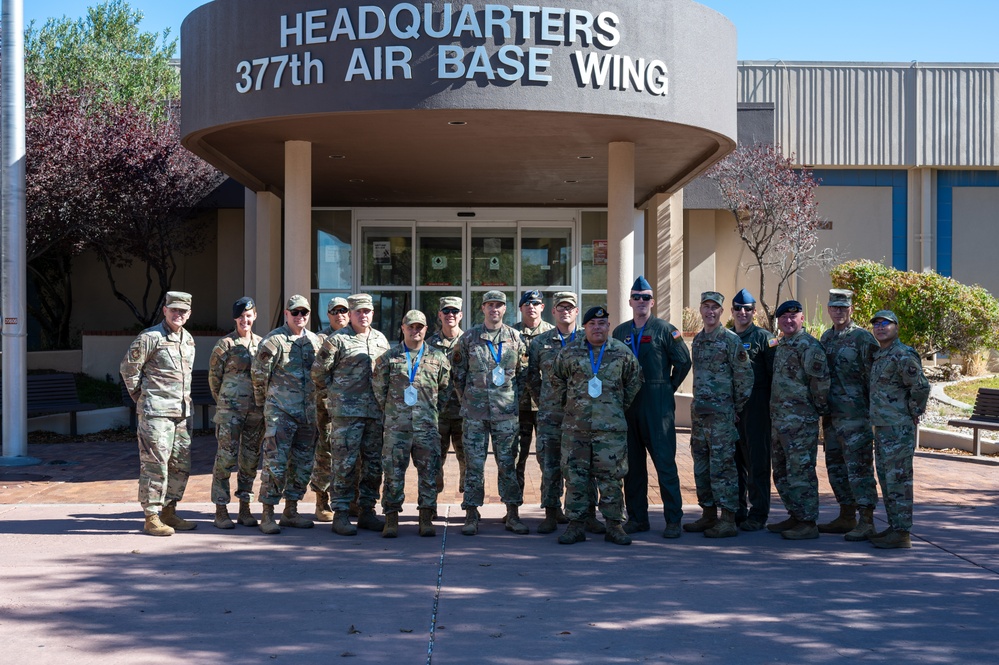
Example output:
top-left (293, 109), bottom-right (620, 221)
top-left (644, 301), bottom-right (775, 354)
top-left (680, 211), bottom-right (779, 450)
top-left (631, 294), bottom-right (653, 302)
top-left (441, 307), bottom-right (461, 315)
top-left (523, 300), bottom-right (543, 307)
top-left (289, 309), bottom-right (309, 317)
top-left (555, 304), bottom-right (576, 312)
top-left (732, 305), bottom-right (754, 312)
top-left (330, 308), bottom-right (348, 315)
top-left (872, 320), bottom-right (895, 329)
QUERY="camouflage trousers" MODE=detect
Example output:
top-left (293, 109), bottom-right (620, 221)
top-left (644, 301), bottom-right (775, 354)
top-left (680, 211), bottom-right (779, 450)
top-left (210, 409), bottom-right (264, 504)
top-left (309, 394), bottom-right (333, 493)
top-left (137, 415), bottom-right (192, 515)
top-left (258, 411), bottom-right (317, 505)
top-left (874, 424), bottom-right (916, 530)
top-left (537, 422), bottom-right (565, 508)
top-left (824, 416), bottom-right (877, 509)
top-left (771, 420), bottom-right (820, 522)
top-left (437, 417), bottom-right (465, 494)
top-left (461, 418), bottom-right (521, 509)
top-left (561, 430), bottom-right (628, 522)
top-left (330, 416), bottom-right (383, 512)
top-left (382, 428), bottom-right (441, 512)
top-left (690, 411), bottom-right (740, 513)
top-left (515, 409), bottom-right (541, 493)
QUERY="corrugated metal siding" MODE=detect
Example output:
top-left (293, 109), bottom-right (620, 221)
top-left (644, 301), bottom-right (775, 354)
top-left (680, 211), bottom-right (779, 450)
top-left (737, 63), bottom-right (999, 168)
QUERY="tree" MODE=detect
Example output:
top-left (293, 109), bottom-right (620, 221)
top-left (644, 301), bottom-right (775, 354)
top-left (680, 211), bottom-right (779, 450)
top-left (706, 143), bottom-right (838, 324)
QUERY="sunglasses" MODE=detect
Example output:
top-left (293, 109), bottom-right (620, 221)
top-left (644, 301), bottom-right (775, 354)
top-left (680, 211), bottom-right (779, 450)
top-left (441, 307), bottom-right (461, 315)
top-left (330, 308), bottom-right (348, 315)
top-left (872, 320), bottom-right (895, 328)
top-left (630, 294), bottom-right (653, 302)
top-left (523, 300), bottom-right (543, 307)
top-left (289, 309), bottom-right (309, 316)
top-left (555, 303), bottom-right (576, 312)
top-left (732, 305), bottom-right (755, 312)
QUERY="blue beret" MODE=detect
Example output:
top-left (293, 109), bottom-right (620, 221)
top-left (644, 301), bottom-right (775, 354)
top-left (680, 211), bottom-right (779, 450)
top-left (775, 300), bottom-right (803, 317)
top-left (631, 276), bottom-right (652, 292)
top-left (582, 306), bottom-right (609, 325)
top-left (519, 290), bottom-right (543, 306)
top-left (232, 296), bottom-right (255, 319)
top-left (732, 288), bottom-right (756, 306)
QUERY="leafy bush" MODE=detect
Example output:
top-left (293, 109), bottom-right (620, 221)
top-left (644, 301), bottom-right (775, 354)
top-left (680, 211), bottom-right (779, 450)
top-left (831, 260), bottom-right (999, 357)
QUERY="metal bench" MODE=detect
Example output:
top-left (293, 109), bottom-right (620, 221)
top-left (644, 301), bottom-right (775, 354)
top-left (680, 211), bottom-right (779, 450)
top-left (947, 387), bottom-right (999, 456)
top-left (121, 369), bottom-right (216, 431)
top-left (1, 373), bottom-right (98, 436)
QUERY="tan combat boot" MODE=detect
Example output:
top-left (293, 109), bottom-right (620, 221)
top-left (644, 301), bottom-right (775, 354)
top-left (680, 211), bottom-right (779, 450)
top-left (818, 504), bottom-right (857, 534)
top-left (419, 508), bottom-right (436, 537)
top-left (280, 500), bottom-right (314, 528)
top-left (704, 509), bottom-right (739, 539)
top-left (461, 507), bottom-right (480, 536)
top-left (767, 514), bottom-right (799, 533)
top-left (504, 505), bottom-right (529, 534)
top-left (382, 511), bottom-right (399, 538)
top-left (144, 513), bottom-right (174, 537)
top-left (683, 505), bottom-right (718, 533)
top-left (845, 506), bottom-right (877, 541)
top-left (357, 507), bottom-right (385, 531)
top-left (213, 504), bottom-right (235, 530)
top-left (557, 520), bottom-right (586, 544)
top-left (259, 504), bottom-right (281, 535)
top-left (584, 507), bottom-right (607, 534)
top-left (871, 527), bottom-right (911, 549)
top-left (332, 510), bottom-right (358, 536)
top-left (782, 520), bottom-right (820, 540)
top-left (161, 502), bottom-right (197, 531)
top-left (537, 507), bottom-right (559, 534)
top-left (603, 520), bottom-right (632, 546)
top-left (314, 491), bottom-right (334, 522)
top-left (237, 500), bottom-right (258, 527)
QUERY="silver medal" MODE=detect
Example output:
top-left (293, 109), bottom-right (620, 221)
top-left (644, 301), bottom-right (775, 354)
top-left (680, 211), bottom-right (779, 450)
top-left (404, 385), bottom-right (418, 406)
top-left (492, 365), bottom-right (506, 386)
top-left (588, 376), bottom-right (602, 398)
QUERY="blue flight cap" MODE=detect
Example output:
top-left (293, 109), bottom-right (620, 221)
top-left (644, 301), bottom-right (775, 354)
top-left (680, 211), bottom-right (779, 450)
top-left (631, 276), bottom-right (652, 292)
top-left (733, 288), bottom-right (756, 306)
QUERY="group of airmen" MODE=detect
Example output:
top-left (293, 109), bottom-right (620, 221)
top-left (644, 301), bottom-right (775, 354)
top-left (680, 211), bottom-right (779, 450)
top-left (119, 276), bottom-right (929, 549)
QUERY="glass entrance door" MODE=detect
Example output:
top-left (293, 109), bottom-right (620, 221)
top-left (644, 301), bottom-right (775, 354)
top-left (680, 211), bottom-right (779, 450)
top-left (416, 225), bottom-right (464, 323)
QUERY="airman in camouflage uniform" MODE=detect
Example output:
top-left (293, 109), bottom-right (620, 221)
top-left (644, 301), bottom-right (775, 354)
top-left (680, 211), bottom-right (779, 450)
top-left (312, 293), bottom-right (391, 536)
top-left (252, 295), bottom-right (321, 534)
top-left (548, 306), bottom-right (643, 546)
top-left (208, 296), bottom-right (264, 529)
top-left (120, 291), bottom-right (197, 537)
top-left (819, 289), bottom-right (881, 540)
top-left (310, 296), bottom-right (350, 522)
top-left (686, 292), bottom-right (753, 539)
top-left (514, 290), bottom-right (555, 495)
top-left (868, 310), bottom-right (930, 549)
top-left (427, 296), bottom-right (465, 495)
top-left (451, 290), bottom-right (529, 536)
top-left (767, 300), bottom-right (831, 540)
top-left (372, 310), bottom-right (451, 538)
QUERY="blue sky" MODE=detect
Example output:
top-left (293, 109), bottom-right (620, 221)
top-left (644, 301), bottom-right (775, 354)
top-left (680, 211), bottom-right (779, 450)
top-left (24, 0), bottom-right (999, 62)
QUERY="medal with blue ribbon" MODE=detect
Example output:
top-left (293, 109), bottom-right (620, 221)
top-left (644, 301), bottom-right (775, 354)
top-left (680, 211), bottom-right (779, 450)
top-left (487, 339), bottom-right (505, 386)
top-left (588, 341), bottom-right (606, 398)
top-left (404, 345), bottom-right (424, 406)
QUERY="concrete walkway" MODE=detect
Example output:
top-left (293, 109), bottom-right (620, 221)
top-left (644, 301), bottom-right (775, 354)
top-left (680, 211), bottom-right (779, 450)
top-left (2, 431), bottom-right (999, 664)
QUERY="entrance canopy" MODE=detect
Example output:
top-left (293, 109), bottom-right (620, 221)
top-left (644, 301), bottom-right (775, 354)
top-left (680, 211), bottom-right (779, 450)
top-left (181, 0), bottom-right (737, 207)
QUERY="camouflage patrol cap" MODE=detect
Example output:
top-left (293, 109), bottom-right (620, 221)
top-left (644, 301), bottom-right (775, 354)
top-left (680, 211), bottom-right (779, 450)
top-left (402, 310), bottom-right (427, 326)
top-left (700, 291), bottom-right (724, 306)
top-left (348, 293), bottom-right (374, 310)
top-left (553, 291), bottom-right (577, 307)
top-left (286, 294), bottom-right (310, 311)
top-left (164, 291), bottom-right (192, 311)
top-left (828, 289), bottom-right (854, 307)
top-left (327, 296), bottom-right (348, 313)
top-left (870, 310), bottom-right (899, 325)
top-left (439, 296), bottom-right (462, 310)
top-left (482, 290), bottom-right (507, 304)
top-left (232, 296), bottom-right (254, 318)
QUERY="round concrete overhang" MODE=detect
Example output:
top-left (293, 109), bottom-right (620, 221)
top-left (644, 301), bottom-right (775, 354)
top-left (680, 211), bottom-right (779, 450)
top-left (181, 0), bottom-right (736, 208)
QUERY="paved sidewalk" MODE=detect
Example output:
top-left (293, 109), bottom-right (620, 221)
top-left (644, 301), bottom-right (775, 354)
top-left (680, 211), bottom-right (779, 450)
top-left (2, 429), bottom-right (999, 664)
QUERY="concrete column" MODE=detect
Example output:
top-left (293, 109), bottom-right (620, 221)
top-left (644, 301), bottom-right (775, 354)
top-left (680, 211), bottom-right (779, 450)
top-left (244, 188), bottom-right (258, 301)
top-left (920, 168), bottom-right (933, 272)
top-left (687, 208), bottom-right (716, 313)
top-left (254, 191), bottom-right (283, 330)
top-left (607, 142), bottom-right (635, 327)
top-left (645, 191), bottom-right (685, 325)
top-left (216, 209), bottom-right (244, 328)
top-left (284, 140), bottom-right (312, 302)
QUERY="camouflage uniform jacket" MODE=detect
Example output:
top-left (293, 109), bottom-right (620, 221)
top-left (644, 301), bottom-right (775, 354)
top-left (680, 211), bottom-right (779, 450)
top-left (427, 329), bottom-right (463, 420)
top-left (771, 329), bottom-right (831, 423)
top-left (869, 338), bottom-right (930, 426)
top-left (451, 323), bottom-right (527, 422)
top-left (528, 326), bottom-right (581, 427)
top-left (208, 331), bottom-right (263, 417)
top-left (691, 325), bottom-right (753, 415)
top-left (820, 323), bottom-right (879, 419)
top-left (515, 320), bottom-right (554, 411)
top-left (548, 337), bottom-right (643, 433)
top-left (252, 325), bottom-right (320, 422)
top-left (120, 321), bottom-right (195, 419)
top-left (311, 325), bottom-right (390, 419)
top-left (372, 342), bottom-right (452, 431)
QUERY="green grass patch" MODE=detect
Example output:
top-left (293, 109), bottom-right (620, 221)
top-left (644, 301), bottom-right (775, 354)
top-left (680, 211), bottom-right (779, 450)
top-left (943, 376), bottom-right (999, 405)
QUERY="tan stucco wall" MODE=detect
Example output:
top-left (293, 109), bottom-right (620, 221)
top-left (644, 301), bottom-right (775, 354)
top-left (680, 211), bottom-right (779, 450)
top-left (952, 187), bottom-right (999, 298)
